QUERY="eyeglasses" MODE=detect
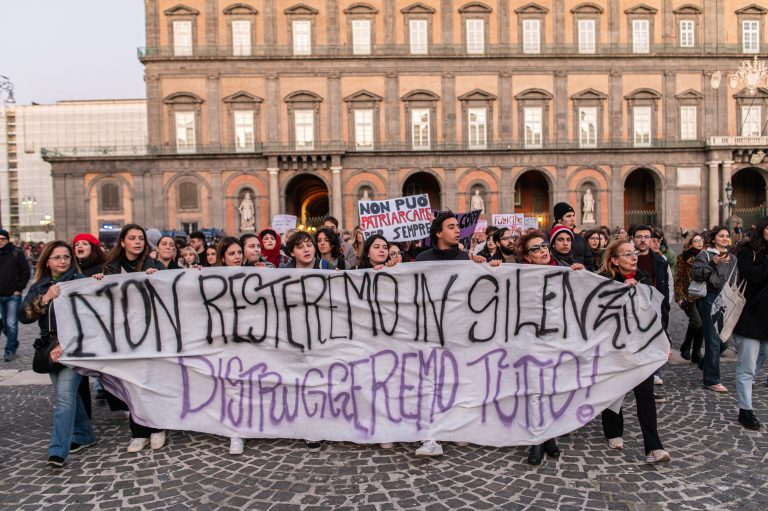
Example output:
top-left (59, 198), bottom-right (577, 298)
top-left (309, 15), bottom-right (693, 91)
top-left (527, 242), bottom-right (550, 254)
top-left (499, 236), bottom-right (515, 242)
top-left (692, 238), bottom-right (703, 243)
top-left (633, 235), bottom-right (652, 240)
top-left (588, 235), bottom-right (600, 241)
top-left (0, 237), bottom-right (7, 242)
top-left (388, 251), bottom-right (401, 258)
top-left (618, 251), bottom-right (640, 258)
top-left (49, 255), bottom-right (72, 262)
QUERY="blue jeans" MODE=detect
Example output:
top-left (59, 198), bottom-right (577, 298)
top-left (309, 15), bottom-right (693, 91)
top-left (0, 294), bottom-right (21, 355)
top-left (697, 291), bottom-right (722, 386)
top-left (733, 334), bottom-right (768, 410)
top-left (49, 366), bottom-right (96, 460)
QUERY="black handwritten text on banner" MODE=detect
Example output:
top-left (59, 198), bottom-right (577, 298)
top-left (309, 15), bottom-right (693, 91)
top-left (56, 263), bottom-right (669, 446)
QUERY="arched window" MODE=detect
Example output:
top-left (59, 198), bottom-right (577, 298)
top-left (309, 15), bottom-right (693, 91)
top-left (98, 182), bottom-right (121, 212)
top-left (178, 181), bottom-right (200, 210)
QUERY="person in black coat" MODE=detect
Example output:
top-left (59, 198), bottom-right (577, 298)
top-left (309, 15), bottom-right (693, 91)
top-left (732, 216), bottom-right (768, 430)
top-left (0, 228), bottom-right (31, 361)
top-left (598, 239), bottom-right (670, 464)
top-left (93, 224), bottom-right (166, 452)
top-left (551, 202), bottom-right (596, 271)
top-left (19, 241), bottom-right (96, 468)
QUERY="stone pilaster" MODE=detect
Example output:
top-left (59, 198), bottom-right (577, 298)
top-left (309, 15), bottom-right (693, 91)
top-left (498, 72), bottom-right (513, 141)
top-left (265, 75), bottom-right (280, 143)
top-left (663, 71), bottom-right (676, 141)
top-left (210, 170), bottom-right (224, 228)
top-left (554, 0), bottom-right (565, 45)
top-left (264, 0), bottom-right (277, 45)
top-left (609, 71), bottom-right (623, 141)
top-left (707, 160), bottom-right (720, 226)
top-left (608, 0), bottom-right (620, 45)
top-left (268, 168), bottom-right (280, 219)
top-left (331, 166), bottom-right (343, 224)
top-left (385, 73), bottom-right (400, 144)
top-left (610, 165), bottom-right (624, 228)
top-left (205, 0), bottom-right (218, 45)
top-left (206, 74), bottom-right (221, 145)
top-left (554, 71), bottom-right (568, 142)
top-left (444, 167), bottom-right (457, 210)
top-left (388, 167), bottom-right (400, 198)
top-left (498, 0), bottom-right (510, 45)
top-left (145, 0), bottom-right (159, 47)
top-left (326, 0), bottom-right (339, 45)
top-left (328, 73), bottom-right (343, 143)
top-left (145, 74), bottom-right (163, 146)
top-left (384, 0), bottom-right (396, 44)
top-left (441, 73), bottom-right (456, 144)
top-left (441, 0), bottom-right (454, 45)
top-left (500, 167), bottom-right (513, 213)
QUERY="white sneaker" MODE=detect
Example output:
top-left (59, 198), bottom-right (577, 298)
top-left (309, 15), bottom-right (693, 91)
top-left (229, 437), bottom-right (244, 455)
top-left (150, 431), bottom-right (166, 450)
top-left (127, 438), bottom-right (149, 453)
top-left (654, 375), bottom-right (664, 386)
top-left (607, 437), bottom-right (624, 450)
top-left (415, 440), bottom-right (443, 456)
top-left (379, 442), bottom-right (394, 449)
top-left (645, 449), bottom-right (671, 464)
top-left (454, 442), bottom-right (469, 447)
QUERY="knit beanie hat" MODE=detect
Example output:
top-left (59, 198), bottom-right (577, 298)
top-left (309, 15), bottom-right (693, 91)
top-left (72, 233), bottom-right (100, 248)
top-left (549, 224), bottom-right (574, 242)
top-left (0, 229), bottom-right (9, 239)
top-left (553, 202), bottom-right (575, 222)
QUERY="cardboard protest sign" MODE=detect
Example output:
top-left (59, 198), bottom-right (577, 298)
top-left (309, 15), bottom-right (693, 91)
top-left (492, 213), bottom-right (525, 228)
top-left (57, 263), bottom-right (669, 447)
top-left (475, 220), bottom-right (488, 233)
top-left (423, 209), bottom-right (482, 248)
top-left (358, 194), bottom-right (432, 242)
top-left (271, 215), bottom-right (297, 234)
top-left (524, 217), bottom-right (539, 230)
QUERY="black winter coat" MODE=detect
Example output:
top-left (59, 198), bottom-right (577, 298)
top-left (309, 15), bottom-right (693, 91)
top-left (18, 267), bottom-right (84, 338)
top-left (571, 234), bottom-right (596, 272)
top-left (415, 247), bottom-right (470, 262)
top-left (0, 243), bottom-right (31, 296)
top-left (734, 244), bottom-right (768, 341)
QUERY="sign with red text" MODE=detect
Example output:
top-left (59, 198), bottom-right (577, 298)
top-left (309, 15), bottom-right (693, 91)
top-left (56, 263), bottom-right (669, 446)
top-left (358, 194), bottom-right (433, 242)
top-left (492, 213), bottom-right (525, 229)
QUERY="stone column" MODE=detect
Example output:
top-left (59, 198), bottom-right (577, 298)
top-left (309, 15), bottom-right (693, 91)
top-left (555, 166), bottom-right (568, 203)
top-left (206, 74), bottom-right (221, 146)
top-left (703, 0), bottom-right (717, 52)
top-left (441, 73), bottom-right (456, 144)
top-left (145, 0), bottom-right (159, 48)
top-left (327, 73), bottom-right (342, 143)
top-left (721, 160), bottom-right (733, 223)
top-left (500, 166), bottom-right (513, 213)
top-left (554, 71), bottom-right (568, 142)
top-left (326, 0), bottom-right (339, 45)
top-left (131, 171), bottom-right (147, 226)
top-left (210, 170), bottom-right (224, 228)
top-left (388, 167), bottom-right (400, 198)
top-left (385, 73), bottom-right (400, 145)
top-left (608, 0), bottom-right (620, 45)
top-left (145, 74), bottom-right (163, 146)
top-left (662, 0), bottom-right (674, 46)
top-left (498, 72), bottom-right (513, 141)
top-left (384, 0), bottom-right (396, 44)
top-left (268, 167), bottom-right (280, 220)
top-left (263, 0), bottom-right (277, 45)
top-left (554, 0), bottom-right (565, 45)
top-left (702, 72), bottom-right (716, 138)
top-left (441, 0), bottom-right (454, 45)
top-left (331, 166), bottom-right (343, 224)
top-left (707, 160), bottom-right (720, 226)
top-left (265, 75), bottom-right (280, 143)
top-left (444, 167), bottom-right (457, 210)
top-left (152, 171), bottom-right (166, 228)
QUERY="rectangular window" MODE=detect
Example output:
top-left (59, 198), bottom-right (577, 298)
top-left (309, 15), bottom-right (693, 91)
top-left (294, 109), bottom-right (315, 150)
top-left (679, 20), bottom-right (694, 48)
top-left (524, 107), bottom-right (543, 148)
top-left (633, 106), bottom-right (652, 147)
top-left (578, 19), bottom-right (596, 54)
top-left (232, 20), bottom-right (251, 56)
top-left (523, 19), bottom-right (540, 54)
top-left (679, 106), bottom-right (697, 140)
top-left (743, 20), bottom-right (760, 53)
top-left (466, 19), bottom-right (484, 54)
top-left (173, 21), bottom-right (193, 56)
top-left (467, 108), bottom-right (487, 148)
top-left (578, 107), bottom-right (597, 147)
top-left (175, 111), bottom-right (196, 153)
top-left (293, 20), bottom-right (311, 55)
top-left (409, 19), bottom-right (428, 54)
top-left (181, 222), bottom-right (199, 234)
top-left (234, 110), bottom-right (255, 151)
top-left (354, 109), bottom-right (374, 149)
top-left (632, 19), bottom-right (650, 54)
top-left (741, 106), bottom-right (762, 136)
top-left (411, 108), bottom-right (430, 149)
top-left (352, 19), bottom-right (371, 55)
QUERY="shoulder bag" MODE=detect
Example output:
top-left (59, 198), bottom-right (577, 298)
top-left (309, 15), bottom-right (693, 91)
top-left (32, 304), bottom-right (61, 374)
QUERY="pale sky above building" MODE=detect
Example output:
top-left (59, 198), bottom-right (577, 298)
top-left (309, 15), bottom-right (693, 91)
top-left (0, 1), bottom-right (146, 105)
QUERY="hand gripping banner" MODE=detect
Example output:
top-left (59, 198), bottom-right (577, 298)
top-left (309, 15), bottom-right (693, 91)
top-left (56, 262), bottom-right (669, 446)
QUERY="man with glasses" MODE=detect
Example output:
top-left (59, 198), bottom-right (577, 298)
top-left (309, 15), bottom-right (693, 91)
top-left (492, 227), bottom-right (518, 264)
top-left (0, 229), bottom-right (32, 361)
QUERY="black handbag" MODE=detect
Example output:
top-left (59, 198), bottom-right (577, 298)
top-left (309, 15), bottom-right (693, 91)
top-left (31, 305), bottom-right (61, 374)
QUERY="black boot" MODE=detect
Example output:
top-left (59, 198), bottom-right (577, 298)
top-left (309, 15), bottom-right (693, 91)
top-left (542, 439), bottom-right (560, 458)
top-left (738, 409), bottom-right (761, 430)
top-left (690, 329), bottom-right (704, 364)
top-left (679, 325), bottom-right (695, 360)
top-left (527, 444), bottom-right (544, 465)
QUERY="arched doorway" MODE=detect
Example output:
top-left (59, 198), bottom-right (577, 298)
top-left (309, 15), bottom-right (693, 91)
top-left (514, 170), bottom-right (551, 227)
top-left (733, 167), bottom-right (768, 229)
top-left (285, 174), bottom-right (329, 229)
top-left (624, 168), bottom-right (659, 227)
top-left (403, 171), bottom-right (441, 210)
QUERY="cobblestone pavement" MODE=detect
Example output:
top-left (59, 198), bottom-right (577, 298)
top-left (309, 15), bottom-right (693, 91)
top-left (1, 306), bottom-right (767, 511)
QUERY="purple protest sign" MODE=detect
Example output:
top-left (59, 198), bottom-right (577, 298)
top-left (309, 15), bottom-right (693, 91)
top-left (423, 209), bottom-right (482, 248)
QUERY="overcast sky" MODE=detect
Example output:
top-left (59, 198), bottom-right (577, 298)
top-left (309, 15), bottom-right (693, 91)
top-left (0, 1), bottom-right (146, 105)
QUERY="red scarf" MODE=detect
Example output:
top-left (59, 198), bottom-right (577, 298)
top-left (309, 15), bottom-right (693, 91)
top-left (258, 229), bottom-right (283, 268)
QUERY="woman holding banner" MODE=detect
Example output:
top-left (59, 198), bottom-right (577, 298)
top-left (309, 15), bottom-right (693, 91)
top-left (515, 230), bottom-right (561, 464)
top-left (549, 226), bottom-right (586, 271)
top-left (599, 240), bottom-right (670, 464)
top-left (240, 233), bottom-right (274, 268)
top-left (20, 241), bottom-right (97, 468)
top-left (359, 234), bottom-right (398, 269)
top-left (155, 236), bottom-right (180, 270)
top-left (95, 224), bottom-right (166, 453)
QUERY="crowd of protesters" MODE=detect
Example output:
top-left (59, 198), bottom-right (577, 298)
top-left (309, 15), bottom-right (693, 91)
top-left (1, 202), bottom-right (766, 470)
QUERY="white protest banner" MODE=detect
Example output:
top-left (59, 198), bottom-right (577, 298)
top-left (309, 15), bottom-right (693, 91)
top-left (358, 194), bottom-right (432, 242)
top-left (271, 215), bottom-right (297, 234)
top-left (492, 213), bottom-right (524, 228)
top-left (524, 217), bottom-right (539, 230)
top-left (56, 263), bottom-right (669, 446)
